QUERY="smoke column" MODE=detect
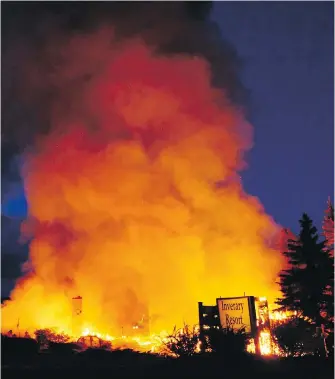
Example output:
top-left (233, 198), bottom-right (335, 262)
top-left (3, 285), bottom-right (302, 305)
top-left (2, 3), bottom-right (283, 334)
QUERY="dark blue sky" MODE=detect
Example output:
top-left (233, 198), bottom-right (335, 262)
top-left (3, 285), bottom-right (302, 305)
top-left (212, 2), bottom-right (334, 232)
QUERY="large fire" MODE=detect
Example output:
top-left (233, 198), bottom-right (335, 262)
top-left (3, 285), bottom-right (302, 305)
top-left (2, 29), bottom-right (284, 349)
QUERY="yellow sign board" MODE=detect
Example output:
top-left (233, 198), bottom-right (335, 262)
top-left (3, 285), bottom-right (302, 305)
top-left (217, 296), bottom-right (252, 333)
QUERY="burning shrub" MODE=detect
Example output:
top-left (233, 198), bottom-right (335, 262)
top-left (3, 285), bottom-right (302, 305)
top-left (272, 317), bottom-right (317, 357)
top-left (162, 325), bottom-right (200, 358)
top-left (34, 328), bottom-right (70, 349)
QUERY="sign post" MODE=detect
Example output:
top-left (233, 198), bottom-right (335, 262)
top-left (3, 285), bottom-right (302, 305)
top-left (216, 296), bottom-right (259, 353)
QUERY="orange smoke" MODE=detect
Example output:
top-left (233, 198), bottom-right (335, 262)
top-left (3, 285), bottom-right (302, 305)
top-left (2, 30), bottom-right (283, 336)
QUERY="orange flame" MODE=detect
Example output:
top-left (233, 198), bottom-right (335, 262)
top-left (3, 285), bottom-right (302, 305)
top-left (259, 330), bottom-right (272, 356)
top-left (2, 30), bottom-right (284, 338)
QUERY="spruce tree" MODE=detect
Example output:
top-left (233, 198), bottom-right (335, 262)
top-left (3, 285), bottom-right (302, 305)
top-left (276, 213), bottom-right (334, 326)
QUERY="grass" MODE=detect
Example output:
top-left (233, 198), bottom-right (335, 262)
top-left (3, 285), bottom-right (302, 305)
top-left (2, 335), bottom-right (333, 379)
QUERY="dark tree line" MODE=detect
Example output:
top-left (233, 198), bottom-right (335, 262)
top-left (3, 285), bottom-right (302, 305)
top-left (275, 199), bottom-right (334, 355)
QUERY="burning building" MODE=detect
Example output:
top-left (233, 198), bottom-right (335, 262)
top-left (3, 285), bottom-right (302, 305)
top-left (198, 302), bottom-right (221, 332)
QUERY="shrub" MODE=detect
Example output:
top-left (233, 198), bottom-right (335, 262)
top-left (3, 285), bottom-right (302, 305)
top-left (272, 317), bottom-right (317, 356)
top-left (34, 328), bottom-right (70, 349)
top-left (163, 325), bottom-right (200, 358)
top-left (204, 326), bottom-right (247, 356)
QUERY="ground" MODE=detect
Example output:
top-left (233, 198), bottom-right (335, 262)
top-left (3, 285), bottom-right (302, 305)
top-left (2, 346), bottom-right (334, 379)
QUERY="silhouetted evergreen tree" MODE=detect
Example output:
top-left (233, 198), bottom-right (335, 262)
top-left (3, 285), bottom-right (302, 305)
top-left (276, 213), bottom-right (334, 326)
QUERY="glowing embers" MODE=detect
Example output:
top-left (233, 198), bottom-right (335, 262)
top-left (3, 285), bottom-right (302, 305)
top-left (246, 338), bottom-right (256, 354)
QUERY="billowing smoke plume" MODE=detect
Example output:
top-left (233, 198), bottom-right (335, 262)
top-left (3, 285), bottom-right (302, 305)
top-left (2, 2), bottom-right (246, 150)
top-left (2, 2), bottom-right (283, 334)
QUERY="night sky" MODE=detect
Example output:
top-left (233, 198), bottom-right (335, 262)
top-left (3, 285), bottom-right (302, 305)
top-left (212, 2), bottom-right (334, 232)
top-left (1, 2), bottom-right (334, 297)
